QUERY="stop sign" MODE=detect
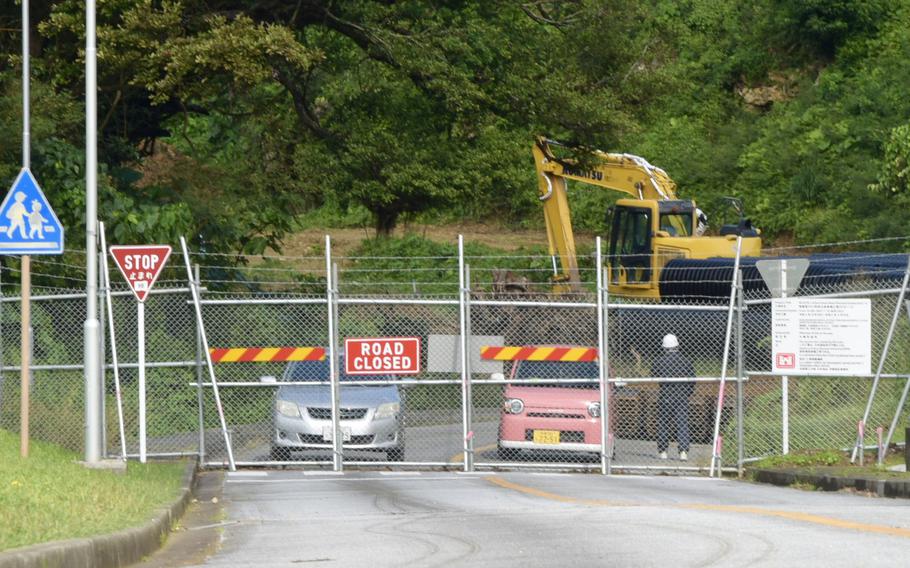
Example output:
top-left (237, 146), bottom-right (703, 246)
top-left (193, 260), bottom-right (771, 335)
top-left (109, 245), bottom-right (172, 302)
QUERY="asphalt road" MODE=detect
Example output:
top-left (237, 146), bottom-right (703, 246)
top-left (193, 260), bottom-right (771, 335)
top-left (180, 470), bottom-right (910, 567)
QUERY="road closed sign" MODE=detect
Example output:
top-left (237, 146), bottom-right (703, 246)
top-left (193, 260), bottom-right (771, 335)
top-left (344, 337), bottom-right (421, 375)
top-left (109, 245), bottom-right (172, 302)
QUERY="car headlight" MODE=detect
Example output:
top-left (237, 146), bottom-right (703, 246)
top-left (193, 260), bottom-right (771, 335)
top-left (503, 398), bottom-right (524, 415)
top-left (276, 399), bottom-right (300, 418)
top-left (587, 402), bottom-right (601, 418)
top-left (374, 402), bottom-right (400, 420)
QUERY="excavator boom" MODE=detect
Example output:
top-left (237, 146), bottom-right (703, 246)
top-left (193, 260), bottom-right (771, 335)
top-left (532, 137), bottom-right (760, 297)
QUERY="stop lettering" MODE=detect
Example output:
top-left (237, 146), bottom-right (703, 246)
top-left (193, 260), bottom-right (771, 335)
top-left (109, 245), bottom-right (173, 302)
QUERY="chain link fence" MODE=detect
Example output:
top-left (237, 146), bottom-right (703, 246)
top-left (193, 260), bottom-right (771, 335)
top-left (1, 237), bottom-right (909, 474)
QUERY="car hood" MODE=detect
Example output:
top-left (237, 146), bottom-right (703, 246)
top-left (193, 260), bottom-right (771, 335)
top-left (275, 384), bottom-right (400, 407)
top-left (504, 385), bottom-right (599, 410)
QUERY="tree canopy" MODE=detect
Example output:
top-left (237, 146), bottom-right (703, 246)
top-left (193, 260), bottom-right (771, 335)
top-left (1, 0), bottom-right (909, 258)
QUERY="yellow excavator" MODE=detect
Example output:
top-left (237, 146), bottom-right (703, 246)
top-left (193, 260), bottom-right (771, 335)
top-left (533, 137), bottom-right (762, 298)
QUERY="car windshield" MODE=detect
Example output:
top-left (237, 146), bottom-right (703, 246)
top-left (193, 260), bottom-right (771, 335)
top-left (513, 360), bottom-right (599, 389)
top-left (283, 358), bottom-right (390, 383)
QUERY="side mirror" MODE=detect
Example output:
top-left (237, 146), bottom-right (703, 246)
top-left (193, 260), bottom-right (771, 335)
top-left (259, 375), bottom-right (277, 384)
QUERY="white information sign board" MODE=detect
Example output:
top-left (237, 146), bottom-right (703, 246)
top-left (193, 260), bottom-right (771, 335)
top-left (772, 298), bottom-right (871, 376)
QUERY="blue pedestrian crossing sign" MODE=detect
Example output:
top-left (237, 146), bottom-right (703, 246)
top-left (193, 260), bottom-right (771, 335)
top-left (0, 168), bottom-right (64, 255)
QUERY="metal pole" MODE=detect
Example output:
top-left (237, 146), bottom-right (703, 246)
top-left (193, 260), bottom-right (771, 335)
top-left (736, 268), bottom-right (745, 476)
top-left (596, 237), bottom-right (610, 475)
top-left (179, 237), bottom-right (235, 470)
top-left (880, 304), bottom-right (910, 461)
top-left (22, 0), bottom-right (30, 169)
top-left (458, 235), bottom-right (473, 472)
top-left (195, 264), bottom-right (205, 462)
top-left (781, 260), bottom-right (789, 455)
top-left (137, 300), bottom-right (146, 463)
top-left (98, 248), bottom-right (107, 456)
top-left (465, 264), bottom-right (475, 471)
top-left (326, 238), bottom-right (342, 472)
top-left (710, 237), bottom-right (742, 476)
top-left (99, 223), bottom-right (126, 460)
top-left (333, 261), bottom-right (343, 469)
top-left (852, 256), bottom-right (910, 463)
top-left (0, 266), bottom-right (4, 418)
top-left (84, 0), bottom-right (102, 465)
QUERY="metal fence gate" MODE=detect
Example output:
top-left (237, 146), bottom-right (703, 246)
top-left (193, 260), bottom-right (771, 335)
top-left (1, 236), bottom-right (909, 474)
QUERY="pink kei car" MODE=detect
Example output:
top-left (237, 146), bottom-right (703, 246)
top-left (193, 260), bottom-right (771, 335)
top-left (497, 360), bottom-right (611, 460)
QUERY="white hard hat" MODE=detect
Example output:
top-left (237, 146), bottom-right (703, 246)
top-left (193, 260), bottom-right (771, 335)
top-left (662, 334), bottom-right (679, 350)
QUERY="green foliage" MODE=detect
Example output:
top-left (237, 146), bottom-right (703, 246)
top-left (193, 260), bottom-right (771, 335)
top-left (2, 0), bottom-right (910, 263)
top-left (753, 449), bottom-right (844, 468)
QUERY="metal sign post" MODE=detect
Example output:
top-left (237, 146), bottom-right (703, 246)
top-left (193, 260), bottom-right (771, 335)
top-left (109, 245), bottom-right (172, 462)
top-left (756, 258), bottom-right (808, 455)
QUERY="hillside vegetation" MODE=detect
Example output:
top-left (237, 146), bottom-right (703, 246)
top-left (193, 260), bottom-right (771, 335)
top-left (1, 1), bottom-right (910, 280)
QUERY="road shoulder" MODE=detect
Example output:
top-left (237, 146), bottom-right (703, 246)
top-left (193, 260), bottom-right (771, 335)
top-left (0, 460), bottom-right (198, 568)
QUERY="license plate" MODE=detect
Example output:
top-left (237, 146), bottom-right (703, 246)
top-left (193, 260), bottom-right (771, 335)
top-left (533, 430), bottom-right (560, 445)
top-left (322, 426), bottom-right (352, 442)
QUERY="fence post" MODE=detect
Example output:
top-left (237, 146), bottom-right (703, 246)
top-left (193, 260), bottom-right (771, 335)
top-left (596, 237), bottom-right (611, 475)
top-left (99, 222), bottom-right (126, 461)
top-left (325, 236), bottom-right (343, 472)
top-left (852, 256), bottom-right (910, 463)
top-left (458, 235), bottom-right (474, 472)
top-left (0, 265), bottom-right (3, 417)
top-left (98, 245), bottom-right (108, 458)
top-left (882, 300), bottom-right (910, 461)
top-left (710, 236), bottom-right (742, 477)
top-left (179, 236), bottom-right (235, 471)
top-left (195, 263), bottom-right (205, 463)
top-left (736, 268), bottom-right (745, 477)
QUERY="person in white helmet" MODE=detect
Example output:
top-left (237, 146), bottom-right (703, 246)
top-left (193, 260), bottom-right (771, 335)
top-left (651, 333), bottom-right (696, 461)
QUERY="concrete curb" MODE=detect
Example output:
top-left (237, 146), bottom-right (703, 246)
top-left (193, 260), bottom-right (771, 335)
top-left (751, 468), bottom-right (910, 499)
top-left (0, 460), bottom-right (198, 568)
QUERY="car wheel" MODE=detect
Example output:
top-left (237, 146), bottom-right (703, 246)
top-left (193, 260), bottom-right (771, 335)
top-left (270, 445), bottom-right (292, 462)
top-left (388, 447), bottom-right (405, 462)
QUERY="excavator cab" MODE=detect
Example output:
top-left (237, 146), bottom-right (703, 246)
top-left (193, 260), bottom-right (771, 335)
top-left (608, 200), bottom-right (696, 295)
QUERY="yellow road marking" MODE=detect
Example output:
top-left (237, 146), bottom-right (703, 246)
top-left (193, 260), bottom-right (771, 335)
top-left (684, 503), bottom-right (910, 538)
top-left (489, 477), bottom-right (634, 506)
top-left (487, 476), bottom-right (910, 538)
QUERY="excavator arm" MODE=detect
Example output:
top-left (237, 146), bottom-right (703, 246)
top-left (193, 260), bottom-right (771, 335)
top-left (533, 137), bottom-right (680, 292)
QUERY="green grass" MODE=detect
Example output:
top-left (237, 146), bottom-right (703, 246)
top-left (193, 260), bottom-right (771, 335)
top-left (0, 429), bottom-right (186, 552)
top-left (749, 448), bottom-right (910, 481)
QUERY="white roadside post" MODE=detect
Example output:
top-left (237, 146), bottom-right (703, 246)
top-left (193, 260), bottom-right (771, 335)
top-left (99, 223), bottom-right (127, 461)
top-left (709, 237), bottom-right (742, 477)
top-left (85, 0), bottom-right (101, 466)
top-left (756, 258), bottom-right (809, 456)
top-left (109, 245), bottom-right (172, 463)
top-left (781, 261), bottom-right (789, 455)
